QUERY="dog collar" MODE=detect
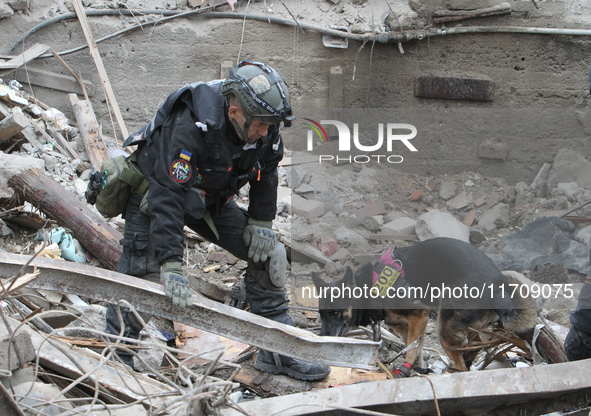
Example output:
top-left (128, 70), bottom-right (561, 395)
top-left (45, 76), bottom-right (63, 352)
top-left (372, 247), bottom-right (404, 285)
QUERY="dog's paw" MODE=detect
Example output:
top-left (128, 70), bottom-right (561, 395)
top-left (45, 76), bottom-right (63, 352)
top-left (392, 362), bottom-right (412, 378)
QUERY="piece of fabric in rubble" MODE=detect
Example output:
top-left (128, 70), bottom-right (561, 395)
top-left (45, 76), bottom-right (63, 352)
top-left (485, 217), bottom-right (590, 274)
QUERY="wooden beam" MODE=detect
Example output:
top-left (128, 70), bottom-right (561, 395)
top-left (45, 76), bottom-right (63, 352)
top-left (46, 125), bottom-right (80, 160)
top-left (0, 112), bottom-right (29, 143)
top-left (69, 93), bottom-right (108, 170)
top-left (13, 67), bottom-right (94, 98)
top-left (0, 43), bottom-right (50, 74)
top-left (71, 0), bottom-right (129, 140)
top-left (8, 168), bottom-right (123, 271)
top-left (29, 119), bottom-right (73, 160)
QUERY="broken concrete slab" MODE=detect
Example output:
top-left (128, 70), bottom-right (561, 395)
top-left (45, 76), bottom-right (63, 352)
top-left (329, 247), bottom-right (350, 262)
top-left (356, 216), bottom-right (381, 233)
top-left (0, 153), bottom-right (44, 190)
top-left (415, 210), bottom-right (469, 242)
top-left (446, 190), bottom-right (470, 210)
top-left (478, 203), bottom-right (510, 231)
top-left (0, 331), bottom-right (35, 372)
top-left (547, 148), bottom-right (591, 193)
top-left (289, 194), bottom-right (325, 219)
top-left (334, 227), bottom-right (369, 254)
top-left (439, 182), bottom-right (457, 200)
top-left (382, 217), bottom-right (417, 236)
top-left (349, 200), bottom-right (387, 217)
top-left (383, 210), bottom-right (406, 223)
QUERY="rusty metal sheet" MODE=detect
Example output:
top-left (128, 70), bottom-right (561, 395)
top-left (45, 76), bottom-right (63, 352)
top-left (0, 252), bottom-right (379, 370)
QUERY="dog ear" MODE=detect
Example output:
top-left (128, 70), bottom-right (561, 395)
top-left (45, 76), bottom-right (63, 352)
top-left (311, 271), bottom-right (327, 289)
top-left (343, 266), bottom-right (356, 287)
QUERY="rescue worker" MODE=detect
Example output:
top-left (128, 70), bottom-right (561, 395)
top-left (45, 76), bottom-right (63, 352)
top-left (565, 277), bottom-right (591, 361)
top-left (105, 60), bottom-right (330, 381)
top-left (564, 66), bottom-right (591, 362)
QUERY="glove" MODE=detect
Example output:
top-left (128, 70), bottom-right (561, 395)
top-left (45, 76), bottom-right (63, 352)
top-left (242, 218), bottom-right (276, 263)
top-left (160, 262), bottom-right (192, 308)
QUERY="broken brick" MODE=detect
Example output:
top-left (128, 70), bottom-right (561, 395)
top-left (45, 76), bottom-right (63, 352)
top-left (311, 237), bottom-right (340, 258)
top-left (409, 190), bottom-right (424, 202)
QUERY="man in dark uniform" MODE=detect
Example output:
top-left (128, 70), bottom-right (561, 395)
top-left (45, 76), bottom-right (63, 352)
top-left (105, 60), bottom-right (330, 381)
top-left (563, 67), bottom-right (591, 362)
top-left (565, 276), bottom-right (591, 361)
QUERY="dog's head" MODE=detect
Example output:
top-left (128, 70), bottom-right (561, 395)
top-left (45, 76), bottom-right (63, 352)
top-left (311, 263), bottom-right (374, 337)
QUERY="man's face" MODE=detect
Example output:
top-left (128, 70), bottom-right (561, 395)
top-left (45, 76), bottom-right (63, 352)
top-left (229, 106), bottom-right (271, 144)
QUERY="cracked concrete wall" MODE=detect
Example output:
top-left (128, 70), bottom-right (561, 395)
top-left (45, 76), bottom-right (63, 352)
top-left (1, 0), bottom-right (591, 184)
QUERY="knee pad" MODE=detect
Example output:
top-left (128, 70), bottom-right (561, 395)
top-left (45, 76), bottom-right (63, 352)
top-left (248, 243), bottom-right (287, 290)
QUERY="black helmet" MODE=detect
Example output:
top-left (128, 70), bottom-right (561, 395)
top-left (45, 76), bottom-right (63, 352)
top-left (221, 60), bottom-right (294, 128)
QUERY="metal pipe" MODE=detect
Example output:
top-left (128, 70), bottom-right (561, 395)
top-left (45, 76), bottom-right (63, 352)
top-left (7, 7), bottom-right (591, 57)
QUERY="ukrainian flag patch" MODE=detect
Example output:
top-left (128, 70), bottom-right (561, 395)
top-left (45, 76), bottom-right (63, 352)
top-left (180, 150), bottom-right (192, 161)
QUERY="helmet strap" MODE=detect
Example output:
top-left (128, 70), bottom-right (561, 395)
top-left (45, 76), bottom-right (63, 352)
top-left (230, 114), bottom-right (252, 142)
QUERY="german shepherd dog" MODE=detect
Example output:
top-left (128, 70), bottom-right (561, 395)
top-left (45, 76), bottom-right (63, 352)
top-left (312, 237), bottom-right (545, 375)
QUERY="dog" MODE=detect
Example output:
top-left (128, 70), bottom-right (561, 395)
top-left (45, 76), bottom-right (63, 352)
top-left (312, 237), bottom-right (539, 375)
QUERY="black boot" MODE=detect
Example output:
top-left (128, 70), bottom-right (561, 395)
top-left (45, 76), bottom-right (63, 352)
top-left (104, 304), bottom-right (148, 370)
top-left (254, 349), bottom-right (331, 381)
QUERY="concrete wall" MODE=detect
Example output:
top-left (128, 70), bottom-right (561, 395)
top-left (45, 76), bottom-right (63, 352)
top-left (1, 0), bottom-right (591, 184)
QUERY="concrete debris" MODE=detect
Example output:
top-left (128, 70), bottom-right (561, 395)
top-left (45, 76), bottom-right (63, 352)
top-left (1, 25), bottom-right (591, 411)
top-left (382, 216), bottom-right (417, 236)
top-left (415, 210), bottom-right (470, 242)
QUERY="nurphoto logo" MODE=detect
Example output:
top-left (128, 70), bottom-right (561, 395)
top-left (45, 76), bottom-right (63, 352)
top-left (303, 119), bottom-right (418, 165)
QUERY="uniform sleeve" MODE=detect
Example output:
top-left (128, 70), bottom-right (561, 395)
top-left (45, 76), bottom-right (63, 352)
top-left (248, 131), bottom-right (284, 221)
top-left (147, 106), bottom-right (205, 265)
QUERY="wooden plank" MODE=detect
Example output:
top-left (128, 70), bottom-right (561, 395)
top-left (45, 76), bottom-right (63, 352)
top-left (46, 125), bottom-right (80, 160)
top-left (0, 112), bottom-right (30, 143)
top-left (30, 119), bottom-right (72, 159)
top-left (71, 0), bottom-right (128, 140)
top-left (69, 93), bottom-right (108, 170)
top-left (0, 271), bottom-right (40, 295)
top-left (13, 67), bottom-right (94, 97)
top-left (414, 75), bottom-right (494, 101)
top-left (8, 168), bottom-right (123, 271)
top-left (0, 43), bottom-right (49, 71)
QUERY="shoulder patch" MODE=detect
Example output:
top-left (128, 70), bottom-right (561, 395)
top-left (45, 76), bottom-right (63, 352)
top-left (170, 159), bottom-right (192, 183)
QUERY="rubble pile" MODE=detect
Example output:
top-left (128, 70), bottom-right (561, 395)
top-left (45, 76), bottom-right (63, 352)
top-left (0, 74), bottom-right (588, 411)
